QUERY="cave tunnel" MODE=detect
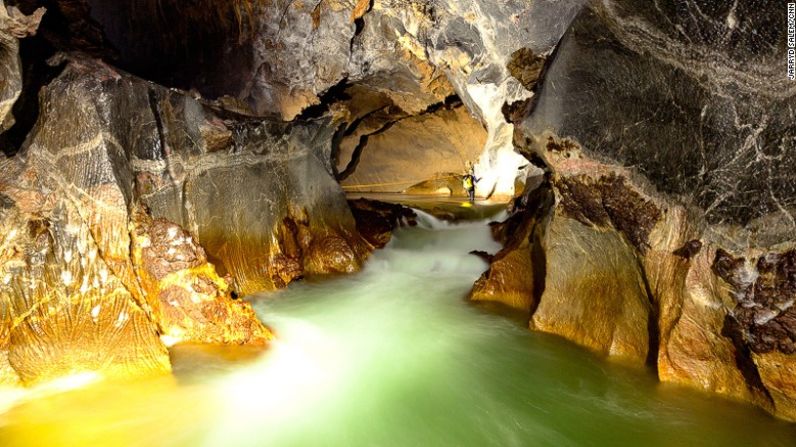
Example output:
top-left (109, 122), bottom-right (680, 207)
top-left (1, 0), bottom-right (796, 445)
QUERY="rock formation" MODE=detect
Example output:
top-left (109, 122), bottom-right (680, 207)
top-left (473, 0), bottom-right (796, 420)
top-left (1, 0), bottom-right (794, 425)
top-left (0, 50), bottom-right (365, 383)
top-left (348, 198), bottom-right (417, 249)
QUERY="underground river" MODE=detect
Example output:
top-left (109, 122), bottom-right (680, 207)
top-left (1, 210), bottom-right (796, 446)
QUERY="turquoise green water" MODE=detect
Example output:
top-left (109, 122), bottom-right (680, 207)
top-left (2, 211), bottom-right (796, 446)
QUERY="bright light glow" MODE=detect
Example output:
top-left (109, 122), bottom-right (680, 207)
top-left (0, 386), bottom-right (27, 414)
top-left (160, 334), bottom-right (183, 347)
top-left (203, 318), bottom-right (344, 444)
top-left (38, 371), bottom-right (102, 394)
top-left (465, 80), bottom-right (532, 200)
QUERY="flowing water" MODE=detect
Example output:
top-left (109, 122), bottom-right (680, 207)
top-left (2, 210), bottom-right (796, 446)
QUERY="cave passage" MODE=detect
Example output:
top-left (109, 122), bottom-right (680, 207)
top-left (2, 209), bottom-right (795, 446)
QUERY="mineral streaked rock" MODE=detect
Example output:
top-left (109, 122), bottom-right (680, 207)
top-left (131, 208), bottom-right (271, 346)
top-left (474, 138), bottom-right (790, 412)
top-left (31, 55), bottom-right (369, 296)
top-left (0, 54), bottom-right (367, 386)
top-left (523, 0), bottom-right (796, 233)
top-left (0, 201), bottom-right (170, 386)
top-left (479, 0), bottom-right (796, 420)
top-left (656, 244), bottom-right (762, 405)
top-left (531, 209), bottom-right (651, 363)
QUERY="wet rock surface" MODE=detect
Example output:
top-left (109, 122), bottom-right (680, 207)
top-left (0, 191), bottom-right (172, 385)
top-left (471, 0), bottom-right (796, 421)
top-left (131, 208), bottom-right (271, 346)
top-left (348, 198), bottom-right (416, 249)
top-left (470, 179), bottom-right (550, 314)
top-left (0, 55), bottom-right (364, 385)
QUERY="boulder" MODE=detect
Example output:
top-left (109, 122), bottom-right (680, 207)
top-left (130, 208), bottom-right (271, 346)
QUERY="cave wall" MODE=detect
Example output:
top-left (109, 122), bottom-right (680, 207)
top-left (68, 0), bottom-right (586, 198)
top-left (338, 104), bottom-right (487, 194)
top-left (472, 0), bottom-right (796, 421)
top-left (0, 51), bottom-right (370, 384)
top-left (2, 0), bottom-right (795, 421)
top-left (7, 0), bottom-right (586, 198)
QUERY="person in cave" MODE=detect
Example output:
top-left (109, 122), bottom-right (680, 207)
top-left (462, 163), bottom-right (480, 202)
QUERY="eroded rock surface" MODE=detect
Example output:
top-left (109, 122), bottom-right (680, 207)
top-left (131, 208), bottom-right (270, 346)
top-left (0, 173), bottom-right (171, 386)
top-left (348, 198), bottom-right (416, 249)
top-left (0, 55), bottom-right (370, 385)
top-left (472, 0), bottom-right (796, 421)
top-left (338, 104), bottom-right (486, 195)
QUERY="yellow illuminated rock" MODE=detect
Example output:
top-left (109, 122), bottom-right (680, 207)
top-left (131, 208), bottom-right (272, 346)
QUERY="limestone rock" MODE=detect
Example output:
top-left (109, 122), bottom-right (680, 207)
top-left (338, 104), bottom-right (486, 194)
top-left (470, 180), bottom-right (550, 313)
top-left (656, 246), bottom-right (761, 404)
top-left (26, 0), bottom-right (586, 198)
top-left (348, 198), bottom-right (416, 249)
top-left (530, 209), bottom-right (651, 364)
top-left (470, 247), bottom-right (534, 313)
top-left (754, 351), bottom-right (796, 421)
top-left (0, 54), bottom-right (368, 386)
top-left (25, 56), bottom-right (369, 295)
top-left (522, 0), bottom-right (796, 233)
top-left (193, 0), bottom-right (583, 197)
top-left (0, 197), bottom-right (170, 386)
top-left (475, 0), bottom-right (796, 420)
top-left (131, 209), bottom-right (271, 346)
top-left (712, 247), bottom-right (796, 418)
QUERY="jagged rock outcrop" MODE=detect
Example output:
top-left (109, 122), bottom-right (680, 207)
top-left (0, 201), bottom-right (171, 385)
top-left (130, 208), bottom-right (270, 346)
top-left (71, 0), bottom-right (584, 198)
top-left (469, 178), bottom-right (548, 313)
top-left (472, 0), bottom-right (796, 420)
top-left (0, 55), bottom-right (371, 385)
